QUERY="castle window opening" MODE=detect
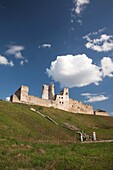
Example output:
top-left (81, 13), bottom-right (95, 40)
top-left (62, 102), bottom-right (64, 104)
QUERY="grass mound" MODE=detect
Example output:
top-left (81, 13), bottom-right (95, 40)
top-left (1, 100), bottom-right (113, 169)
top-left (0, 100), bottom-right (113, 142)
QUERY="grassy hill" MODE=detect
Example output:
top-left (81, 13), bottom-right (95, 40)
top-left (0, 100), bottom-right (113, 169)
top-left (0, 100), bottom-right (113, 142)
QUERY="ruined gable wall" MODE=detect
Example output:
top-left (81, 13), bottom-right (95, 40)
top-left (14, 87), bottom-right (21, 100)
top-left (10, 94), bottom-right (21, 103)
top-left (10, 87), bottom-right (22, 102)
top-left (10, 86), bottom-right (29, 103)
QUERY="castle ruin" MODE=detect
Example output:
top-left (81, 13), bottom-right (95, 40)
top-left (10, 84), bottom-right (108, 116)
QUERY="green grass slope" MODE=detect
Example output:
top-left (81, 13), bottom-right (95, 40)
top-left (1, 100), bottom-right (113, 170)
top-left (0, 100), bottom-right (113, 142)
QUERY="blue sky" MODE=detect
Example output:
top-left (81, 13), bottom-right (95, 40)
top-left (0, 0), bottom-right (113, 115)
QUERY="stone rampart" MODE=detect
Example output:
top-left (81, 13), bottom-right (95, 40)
top-left (10, 84), bottom-right (108, 116)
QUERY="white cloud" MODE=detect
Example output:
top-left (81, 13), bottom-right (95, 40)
top-left (46, 54), bottom-right (113, 88)
top-left (20, 59), bottom-right (28, 66)
top-left (6, 97), bottom-right (10, 101)
top-left (46, 54), bottom-right (103, 88)
top-left (81, 93), bottom-right (97, 96)
top-left (5, 45), bottom-right (28, 66)
top-left (0, 55), bottom-right (14, 67)
top-left (86, 95), bottom-right (109, 102)
top-left (5, 45), bottom-right (25, 59)
top-left (9, 61), bottom-right (14, 67)
top-left (84, 31), bottom-right (113, 52)
top-left (82, 93), bottom-right (109, 103)
top-left (20, 61), bottom-right (24, 66)
top-left (101, 57), bottom-right (113, 77)
top-left (38, 43), bottom-right (51, 48)
top-left (83, 28), bottom-right (106, 39)
top-left (73, 0), bottom-right (90, 15)
top-left (15, 51), bottom-right (24, 59)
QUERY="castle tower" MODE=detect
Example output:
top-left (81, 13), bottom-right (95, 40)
top-left (20, 85), bottom-right (29, 102)
top-left (49, 84), bottom-right (55, 100)
top-left (63, 88), bottom-right (69, 96)
top-left (42, 84), bottom-right (49, 99)
top-left (60, 88), bottom-right (69, 100)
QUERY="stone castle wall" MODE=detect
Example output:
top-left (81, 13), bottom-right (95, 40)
top-left (10, 84), bottom-right (108, 116)
top-left (69, 98), bottom-right (94, 114)
top-left (94, 110), bottom-right (108, 116)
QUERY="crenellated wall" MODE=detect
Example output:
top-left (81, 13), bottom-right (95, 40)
top-left (10, 84), bottom-right (108, 116)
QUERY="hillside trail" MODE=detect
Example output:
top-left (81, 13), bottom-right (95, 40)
top-left (30, 108), bottom-right (113, 144)
top-left (83, 139), bottom-right (113, 143)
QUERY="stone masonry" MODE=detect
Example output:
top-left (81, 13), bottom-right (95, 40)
top-left (10, 84), bottom-right (108, 116)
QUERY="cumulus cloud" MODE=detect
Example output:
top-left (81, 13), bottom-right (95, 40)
top-left (73, 0), bottom-right (90, 15)
top-left (46, 54), bottom-right (102, 88)
top-left (0, 55), bottom-right (14, 67)
top-left (84, 31), bottom-right (113, 52)
top-left (101, 57), bottom-right (113, 77)
top-left (46, 54), bottom-right (113, 88)
top-left (38, 43), bottom-right (51, 49)
top-left (81, 93), bottom-right (109, 103)
top-left (5, 45), bottom-right (25, 59)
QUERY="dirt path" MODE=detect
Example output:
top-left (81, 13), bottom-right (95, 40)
top-left (83, 140), bottom-right (113, 143)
